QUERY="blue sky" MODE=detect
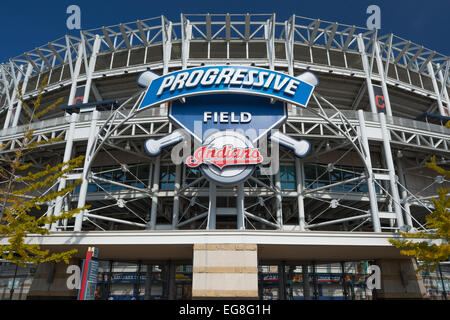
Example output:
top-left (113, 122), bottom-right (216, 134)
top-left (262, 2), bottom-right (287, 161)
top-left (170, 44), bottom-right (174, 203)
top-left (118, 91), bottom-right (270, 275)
top-left (1, 0), bottom-right (449, 62)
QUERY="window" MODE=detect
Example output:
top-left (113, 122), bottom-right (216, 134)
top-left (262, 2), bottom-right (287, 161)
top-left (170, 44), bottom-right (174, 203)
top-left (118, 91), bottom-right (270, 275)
top-left (248, 167), bottom-right (273, 188)
top-left (160, 165), bottom-right (176, 190)
top-left (184, 167), bottom-right (201, 186)
top-left (280, 165), bottom-right (296, 190)
top-left (304, 164), bottom-right (379, 194)
top-left (75, 164), bottom-right (151, 193)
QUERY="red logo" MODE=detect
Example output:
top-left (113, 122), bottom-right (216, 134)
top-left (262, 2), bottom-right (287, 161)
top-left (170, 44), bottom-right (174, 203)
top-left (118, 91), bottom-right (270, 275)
top-left (186, 145), bottom-right (263, 169)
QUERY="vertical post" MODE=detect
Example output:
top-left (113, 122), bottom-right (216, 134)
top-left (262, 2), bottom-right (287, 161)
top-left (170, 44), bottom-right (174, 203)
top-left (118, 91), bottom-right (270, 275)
top-left (67, 41), bottom-right (84, 106)
top-left (374, 41), bottom-right (393, 117)
top-left (437, 63), bottom-right (450, 115)
top-left (266, 13), bottom-right (276, 70)
top-left (396, 158), bottom-right (413, 229)
top-left (74, 109), bottom-right (99, 231)
top-left (295, 158), bottom-right (306, 231)
top-left (302, 263), bottom-right (310, 300)
top-left (278, 262), bottom-right (286, 300)
top-left (135, 261), bottom-right (142, 299)
top-left (312, 262), bottom-right (319, 300)
top-left (168, 261), bottom-right (176, 300)
top-left (161, 16), bottom-right (172, 75)
top-left (237, 183), bottom-right (245, 230)
top-left (357, 110), bottom-right (381, 232)
top-left (428, 62), bottom-right (446, 116)
top-left (357, 35), bottom-right (378, 114)
top-left (207, 182), bottom-right (216, 230)
top-left (145, 264), bottom-right (153, 300)
top-left (1, 65), bottom-right (15, 130)
top-left (180, 14), bottom-right (191, 70)
top-left (58, 39), bottom-right (85, 231)
top-left (83, 35), bottom-right (101, 104)
top-left (379, 113), bottom-right (404, 228)
top-left (438, 264), bottom-right (447, 300)
top-left (341, 261), bottom-right (349, 300)
top-left (285, 15), bottom-right (295, 76)
top-left (149, 157), bottom-right (160, 230)
top-left (274, 170), bottom-right (283, 229)
top-left (51, 111), bottom-right (78, 231)
top-left (106, 260), bottom-right (113, 299)
top-left (172, 164), bottom-right (181, 229)
top-left (11, 63), bottom-right (33, 127)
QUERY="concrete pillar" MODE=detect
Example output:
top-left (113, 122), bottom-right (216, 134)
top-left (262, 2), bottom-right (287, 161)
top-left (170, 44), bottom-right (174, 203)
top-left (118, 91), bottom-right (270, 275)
top-left (375, 258), bottom-right (427, 299)
top-left (192, 244), bottom-right (258, 299)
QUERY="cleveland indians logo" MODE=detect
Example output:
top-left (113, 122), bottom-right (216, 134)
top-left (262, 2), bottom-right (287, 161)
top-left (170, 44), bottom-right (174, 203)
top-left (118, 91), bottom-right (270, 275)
top-left (137, 66), bottom-right (318, 185)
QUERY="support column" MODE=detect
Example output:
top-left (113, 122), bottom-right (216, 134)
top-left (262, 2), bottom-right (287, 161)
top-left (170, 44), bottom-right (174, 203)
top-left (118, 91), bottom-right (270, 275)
top-left (51, 111), bottom-right (79, 231)
top-left (379, 113), bottom-right (404, 228)
top-left (396, 158), bottom-right (413, 229)
top-left (437, 63), bottom-right (450, 116)
top-left (274, 170), bottom-right (283, 229)
top-left (145, 264), bottom-right (153, 300)
top-left (357, 110), bottom-right (381, 232)
top-left (172, 164), bottom-right (181, 229)
top-left (357, 34), bottom-right (378, 114)
top-left (149, 156), bottom-right (160, 230)
top-left (428, 62), bottom-right (446, 116)
top-left (59, 39), bottom-right (86, 231)
top-left (302, 263), bottom-right (311, 300)
top-left (192, 244), bottom-right (258, 299)
top-left (295, 158), bottom-right (306, 231)
top-left (374, 41), bottom-right (393, 117)
top-left (67, 41), bottom-right (84, 107)
top-left (167, 261), bottom-right (176, 300)
top-left (0, 65), bottom-right (17, 130)
top-left (207, 182), bottom-right (216, 230)
top-left (278, 262), bottom-right (287, 300)
top-left (11, 63), bottom-right (33, 127)
top-left (74, 109), bottom-right (99, 231)
top-left (82, 35), bottom-right (101, 104)
top-left (237, 183), bottom-right (245, 230)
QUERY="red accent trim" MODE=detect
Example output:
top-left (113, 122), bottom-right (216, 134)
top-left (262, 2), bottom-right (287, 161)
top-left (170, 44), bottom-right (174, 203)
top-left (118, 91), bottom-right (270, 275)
top-left (78, 250), bottom-right (93, 300)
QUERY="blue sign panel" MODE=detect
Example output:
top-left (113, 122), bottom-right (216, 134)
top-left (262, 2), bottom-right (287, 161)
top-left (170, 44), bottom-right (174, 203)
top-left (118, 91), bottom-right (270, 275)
top-left (169, 94), bottom-right (286, 143)
top-left (138, 66), bottom-right (315, 111)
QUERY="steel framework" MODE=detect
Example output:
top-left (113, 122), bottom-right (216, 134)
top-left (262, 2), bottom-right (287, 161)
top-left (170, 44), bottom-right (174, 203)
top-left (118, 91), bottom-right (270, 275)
top-left (0, 13), bottom-right (449, 235)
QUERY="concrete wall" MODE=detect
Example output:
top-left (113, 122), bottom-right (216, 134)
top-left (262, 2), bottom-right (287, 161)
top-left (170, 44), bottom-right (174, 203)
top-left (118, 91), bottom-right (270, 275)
top-left (27, 259), bottom-right (80, 300)
top-left (375, 258), bottom-right (428, 299)
top-left (192, 244), bottom-right (258, 299)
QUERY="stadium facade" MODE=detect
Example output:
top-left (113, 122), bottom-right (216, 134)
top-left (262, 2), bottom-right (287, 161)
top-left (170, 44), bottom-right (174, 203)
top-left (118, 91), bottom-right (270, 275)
top-left (0, 13), bottom-right (449, 300)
